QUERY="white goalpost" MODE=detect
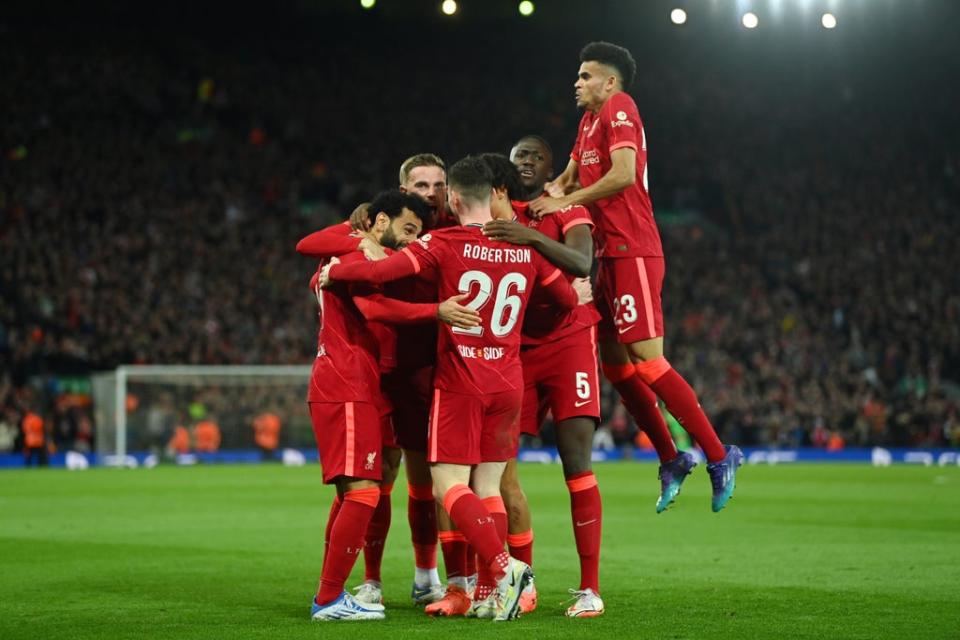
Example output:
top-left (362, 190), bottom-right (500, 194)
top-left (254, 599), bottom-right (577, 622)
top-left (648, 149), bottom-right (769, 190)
top-left (91, 365), bottom-right (313, 463)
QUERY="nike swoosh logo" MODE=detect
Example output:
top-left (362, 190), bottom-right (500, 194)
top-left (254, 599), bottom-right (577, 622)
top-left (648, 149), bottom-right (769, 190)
top-left (574, 399), bottom-right (591, 407)
top-left (575, 519), bottom-right (597, 527)
top-left (617, 325), bottom-right (633, 334)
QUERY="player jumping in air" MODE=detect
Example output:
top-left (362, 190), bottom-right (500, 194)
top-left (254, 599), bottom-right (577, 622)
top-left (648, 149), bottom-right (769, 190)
top-left (529, 42), bottom-right (743, 513)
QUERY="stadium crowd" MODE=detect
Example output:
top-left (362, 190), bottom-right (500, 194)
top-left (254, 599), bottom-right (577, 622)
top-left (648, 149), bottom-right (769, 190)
top-left (1, 13), bottom-right (958, 456)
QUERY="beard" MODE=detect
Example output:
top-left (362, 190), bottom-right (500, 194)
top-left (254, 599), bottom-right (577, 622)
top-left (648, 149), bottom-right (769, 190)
top-left (378, 226), bottom-right (400, 250)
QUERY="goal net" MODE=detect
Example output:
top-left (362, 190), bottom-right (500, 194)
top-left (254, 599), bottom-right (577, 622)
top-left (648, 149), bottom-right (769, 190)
top-left (90, 365), bottom-right (313, 463)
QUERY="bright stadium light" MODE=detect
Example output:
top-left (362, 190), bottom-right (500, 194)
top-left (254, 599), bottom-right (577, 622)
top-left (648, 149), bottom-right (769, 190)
top-left (360, 0), bottom-right (375, 9)
top-left (518, 1), bottom-right (535, 17)
top-left (441, 0), bottom-right (458, 16)
top-left (822, 12), bottom-right (837, 29)
top-left (742, 11), bottom-right (758, 29)
top-left (671, 8), bottom-right (687, 25)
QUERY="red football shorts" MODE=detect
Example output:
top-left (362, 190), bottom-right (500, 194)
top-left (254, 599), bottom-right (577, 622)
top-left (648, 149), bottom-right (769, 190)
top-left (309, 401), bottom-right (383, 484)
top-left (427, 387), bottom-right (522, 465)
top-left (381, 366), bottom-right (434, 452)
top-left (520, 326), bottom-right (601, 436)
top-left (596, 256), bottom-right (665, 344)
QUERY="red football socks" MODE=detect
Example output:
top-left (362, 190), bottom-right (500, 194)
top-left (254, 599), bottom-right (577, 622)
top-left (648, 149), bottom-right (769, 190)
top-left (603, 362), bottom-right (678, 462)
top-left (322, 495), bottom-right (342, 569)
top-left (566, 471), bottom-right (602, 593)
top-left (363, 484), bottom-right (392, 583)
top-left (442, 485), bottom-right (510, 585)
top-left (316, 487), bottom-right (380, 605)
top-left (507, 529), bottom-right (534, 567)
top-left (475, 496), bottom-right (508, 601)
top-left (438, 530), bottom-right (468, 580)
top-left (636, 357), bottom-right (726, 462)
top-left (408, 483), bottom-right (438, 569)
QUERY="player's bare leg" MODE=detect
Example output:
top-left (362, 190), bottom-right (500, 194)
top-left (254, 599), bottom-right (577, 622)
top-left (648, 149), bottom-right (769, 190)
top-left (313, 476), bottom-right (385, 621)
top-left (354, 446), bottom-right (401, 604)
top-left (403, 449), bottom-right (443, 604)
top-left (500, 458), bottom-right (536, 612)
top-left (626, 337), bottom-right (743, 512)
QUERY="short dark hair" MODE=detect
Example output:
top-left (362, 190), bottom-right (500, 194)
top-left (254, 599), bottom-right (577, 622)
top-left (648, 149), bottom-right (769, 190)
top-left (398, 153), bottom-right (445, 185)
top-left (580, 41), bottom-right (636, 89)
top-left (479, 153), bottom-right (523, 201)
top-left (368, 189), bottom-right (432, 223)
top-left (447, 156), bottom-right (493, 205)
top-left (515, 135), bottom-right (554, 162)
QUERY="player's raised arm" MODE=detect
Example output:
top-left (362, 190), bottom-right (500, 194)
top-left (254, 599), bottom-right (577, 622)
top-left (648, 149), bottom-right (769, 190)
top-left (296, 221), bottom-right (359, 257)
top-left (546, 158), bottom-right (580, 196)
top-left (483, 217), bottom-right (593, 277)
top-left (296, 220), bottom-right (388, 262)
top-left (531, 147), bottom-right (635, 216)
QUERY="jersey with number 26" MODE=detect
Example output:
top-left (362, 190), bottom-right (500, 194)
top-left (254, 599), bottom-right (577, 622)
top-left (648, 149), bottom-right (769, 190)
top-left (403, 224), bottom-right (575, 396)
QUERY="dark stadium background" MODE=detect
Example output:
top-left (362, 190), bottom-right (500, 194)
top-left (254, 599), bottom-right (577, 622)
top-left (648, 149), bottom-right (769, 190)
top-left (1, 0), bottom-right (958, 464)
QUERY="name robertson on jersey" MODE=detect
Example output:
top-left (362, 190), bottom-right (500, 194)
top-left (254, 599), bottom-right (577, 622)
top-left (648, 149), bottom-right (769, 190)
top-left (462, 244), bottom-right (532, 263)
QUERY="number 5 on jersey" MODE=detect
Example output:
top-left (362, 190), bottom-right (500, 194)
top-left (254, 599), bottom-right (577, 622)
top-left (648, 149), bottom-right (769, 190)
top-left (452, 270), bottom-right (527, 337)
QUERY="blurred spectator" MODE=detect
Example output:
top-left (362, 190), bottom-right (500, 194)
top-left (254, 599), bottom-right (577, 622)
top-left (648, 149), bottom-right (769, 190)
top-left (22, 410), bottom-right (47, 466)
top-left (252, 412), bottom-right (281, 461)
top-left (193, 419), bottom-right (222, 453)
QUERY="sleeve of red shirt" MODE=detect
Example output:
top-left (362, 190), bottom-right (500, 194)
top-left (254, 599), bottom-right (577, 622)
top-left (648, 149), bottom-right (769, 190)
top-left (296, 221), bottom-right (360, 258)
top-left (329, 247), bottom-right (420, 284)
top-left (535, 257), bottom-right (578, 310)
top-left (556, 204), bottom-right (595, 235)
top-left (353, 292), bottom-right (439, 324)
top-left (604, 93), bottom-right (641, 154)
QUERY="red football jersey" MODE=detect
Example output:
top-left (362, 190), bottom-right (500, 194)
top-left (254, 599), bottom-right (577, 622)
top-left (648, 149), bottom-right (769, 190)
top-left (511, 200), bottom-right (601, 346)
top-left (328, 224), bottom-right (579, 395)
top-left (308, 252), bottom-right (385, 404)
top-left (571, 91), bottom-right (663, 258)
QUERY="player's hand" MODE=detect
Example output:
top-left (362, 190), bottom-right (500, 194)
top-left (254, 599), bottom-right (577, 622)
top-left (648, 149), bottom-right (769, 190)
top-left (481, 219), bottom-right (538, 246)
top-left (318, 257), bottom-right (340, 288)
top-left (543, 180), bottom-right (566, 198)
top-left (348, 202), bottom-right (372, 232)
top-left (529, 195), bottom-right (566, 218)
top-left (437, 293), bottom-right (481, 330)
top-left (572, 277), bottom-right (593, 305)
top-left (358, 234), bottom-right (387, 261)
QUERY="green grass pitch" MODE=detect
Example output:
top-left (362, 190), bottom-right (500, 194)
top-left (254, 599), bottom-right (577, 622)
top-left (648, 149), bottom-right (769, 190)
top-left (2, 462), bottom-right (959, 639)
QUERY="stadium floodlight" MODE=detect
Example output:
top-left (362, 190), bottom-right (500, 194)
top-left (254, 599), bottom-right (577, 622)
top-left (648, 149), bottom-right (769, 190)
top-left (821, 12), bottom-right (837, 29)
top-left (671, 8), bottom-right (687, 25)
top-left (360, 0), bottom-right (375, 9)
top-left (742, 11), bottom-right (758, 29)
top-left (518, 1), bottom-right (534, 17)
top-left (441, 0), bottom-right (458, 15)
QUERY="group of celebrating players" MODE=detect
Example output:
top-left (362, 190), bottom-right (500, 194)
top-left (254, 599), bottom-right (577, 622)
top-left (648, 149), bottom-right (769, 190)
top-left (296, 41), bottom-right (744, 622)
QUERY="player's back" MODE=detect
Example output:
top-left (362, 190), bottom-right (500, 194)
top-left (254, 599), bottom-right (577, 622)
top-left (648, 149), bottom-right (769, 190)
top-left (411, 224), bottom-right (555, 395)
top-left (309, 252), bottom-right (382, 404)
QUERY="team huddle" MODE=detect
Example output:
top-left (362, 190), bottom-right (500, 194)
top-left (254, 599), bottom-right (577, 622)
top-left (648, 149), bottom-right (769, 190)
top-left (297, 41), bottom-right (744, 622)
